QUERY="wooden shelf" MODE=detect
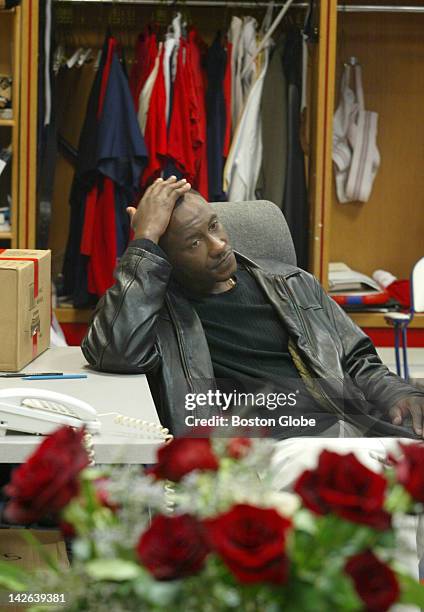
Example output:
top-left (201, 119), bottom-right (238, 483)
top-left (349, 313), bottom-right (424, 329)
top-left (55, 306), bottom-right (424, 330)
top-left (0, 118), bottom-right (14, 127)
top-left (55, 306), bottom-right (94, 324)
top-left (0, 231), bottom-right (12, 240)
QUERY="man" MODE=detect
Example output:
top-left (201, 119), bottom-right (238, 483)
top-left (82, 175), bottom-right (424, 447)
top-left (83, 182), bottom-right (424, 583)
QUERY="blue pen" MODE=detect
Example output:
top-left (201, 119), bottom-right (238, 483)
top-left (23, 374), bottom-right (88, 381)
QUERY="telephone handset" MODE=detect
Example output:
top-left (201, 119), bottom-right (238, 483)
top-left (0, 387), bottom-right (100, 435)
top-left (0, 387), bottom-right (171, 442)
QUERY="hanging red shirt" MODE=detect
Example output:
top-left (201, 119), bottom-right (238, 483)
top-left (141, 44), bottom-right (167, 187)
top-left (130, 32), bottom-right (158, 112)
top-left (167, 42), bottom-right (196, 183)
top-left (86, 177), bottom-right (117, 296)
top-left (188, 29), bottom-right (208, 199)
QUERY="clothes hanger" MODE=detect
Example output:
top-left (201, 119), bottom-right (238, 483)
top-left (260, 0), bottom-right (275, 36)
top-left (77, 47), bottom-right (93, 67)
top-left (53, 44), bottom-right (66, 74)
top-left (241, 0), bottom-right (295, 79)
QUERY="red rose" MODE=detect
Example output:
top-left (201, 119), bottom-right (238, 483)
top-left (4, 426), bottom-right (89, 524)
top-left (345, 550), bottom-right (400, 611)
top-left (137, 513), bottom-right (210, 580)
top-left (294, 450), bottom-right (391, 530)
top-left (227, 438), bottom-right (252, 459)
top-left (149, 438), bottom-right (219, 482)
top-left (204, 503), bottom-right (291, 584)
top-left (60, 520), bottom-right (76, 539)
top-left (394, 443), bottom-right (424, 502)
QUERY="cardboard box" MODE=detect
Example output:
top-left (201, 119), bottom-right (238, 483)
top-left (0, 529), bottom-right (69, 611)
top-left (0, 250), bottom-right (51, 371)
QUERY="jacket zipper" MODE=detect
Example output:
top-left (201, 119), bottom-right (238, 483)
top-left (280, 276), bottom-right (347, 416)
top-left (281, 276), bottom-right (315, 347)
top-left (166, 297), bottom-right (195, 393)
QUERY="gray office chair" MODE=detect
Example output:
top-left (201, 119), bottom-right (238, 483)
top-left (211, 200), bottom-right (297, 268)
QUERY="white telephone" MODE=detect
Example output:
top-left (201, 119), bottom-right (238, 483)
top-left (0, 387), bottom-right (171, 442)
top-left (0, 387), bottom-right (100, 436)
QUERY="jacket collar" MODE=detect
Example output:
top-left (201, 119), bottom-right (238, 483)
top-left (234, 250), bottom-right (301, 279)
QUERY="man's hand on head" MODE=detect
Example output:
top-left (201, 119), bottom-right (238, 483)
top-left (127, 176), bottom-right (191, 244)
top-left (389, 396), bottom-right (424, 437)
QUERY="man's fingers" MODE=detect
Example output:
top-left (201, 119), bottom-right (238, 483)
top-left (390, 405), bottom-right (403, 426)
top-left (163, 177), bottom-right (187, 192)
top-left (149, 177), bottom-right (167, 195)
top-left (410, 404), bottom-right (423, 437)
top-left (142, 178), bottom-right (162, 198)
top-left (174, 181), bottom-right (191, 195)
top-left (165, 178), bottom-right (190, 196)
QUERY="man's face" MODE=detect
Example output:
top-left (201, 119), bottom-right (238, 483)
top-left (160, 195), bottom-right (237, 294)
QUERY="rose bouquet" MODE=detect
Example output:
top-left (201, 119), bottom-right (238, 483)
top-left (1, 428), bottom-right (424, 612)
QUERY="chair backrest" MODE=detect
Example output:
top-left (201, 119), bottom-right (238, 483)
top-left (411, 256), bottom-right (424, 313)
top-left (211, 200), bottom-right (297, 267)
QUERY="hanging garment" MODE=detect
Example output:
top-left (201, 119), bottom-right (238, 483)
top-left (256, 34), bottom-right (288, 209)
top-left (129, 32), bottom-right (157, 109)
top-left (282, 29), bottom-right (309, 270)
top-left (37, 0), bottom-right (56, 249)
top-left (206, 33), bottom-right (227, 201)
top-left (63, 36), bottom-right (147, 307)
top-left (333, 63), bottom-right (380, 203)
top-left (188, 28), bottom-right (208, 199)
top-left (129, 33), bottom-right (147, 106)
top-left (164, 34), bottom-right (176, 126)
top-left (170, 13), bottom-right (182, 83)
top-left (332, 64), bottom-right (358, 202)
top-left (167, 42), bottom-right (196, 184)
top-left (83, 177), bottom-right (117, 297)
top-left (222, 40), bottom-right (232, 158)
top-left (228, 16), bottom-right (243, 130)
top-left (141, 44), bottom-right (167, 188)
top-left (185, 38), bottom-right (208, 198)
top-left (239, 17), bottom-right (258, 106)
top-left (260, 0), bottom-right (274, 36)
top-left (137, 39), bottom-right (161, 134)
top-left (223, 44), bottom-right (269, 202)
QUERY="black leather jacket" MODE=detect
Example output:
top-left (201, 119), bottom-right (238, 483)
top-left (82, 240), bottom-right (423, 438)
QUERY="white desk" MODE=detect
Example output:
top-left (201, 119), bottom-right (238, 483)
top-left (0, 347), bottom-right (162, 464)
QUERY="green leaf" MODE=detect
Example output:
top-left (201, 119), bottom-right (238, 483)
top-left (81, 468), bottom-right (107, 481)
top-left (85, 559), bottom-right (141, 581)
top-left (398, 573), bottom-right (424, 606)
top-left (0, 560), bottom-right (29, 591)
top-left (293, 509), bottom-right (317, 534)
top-left (385, 484), bottom-right (413, 513)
